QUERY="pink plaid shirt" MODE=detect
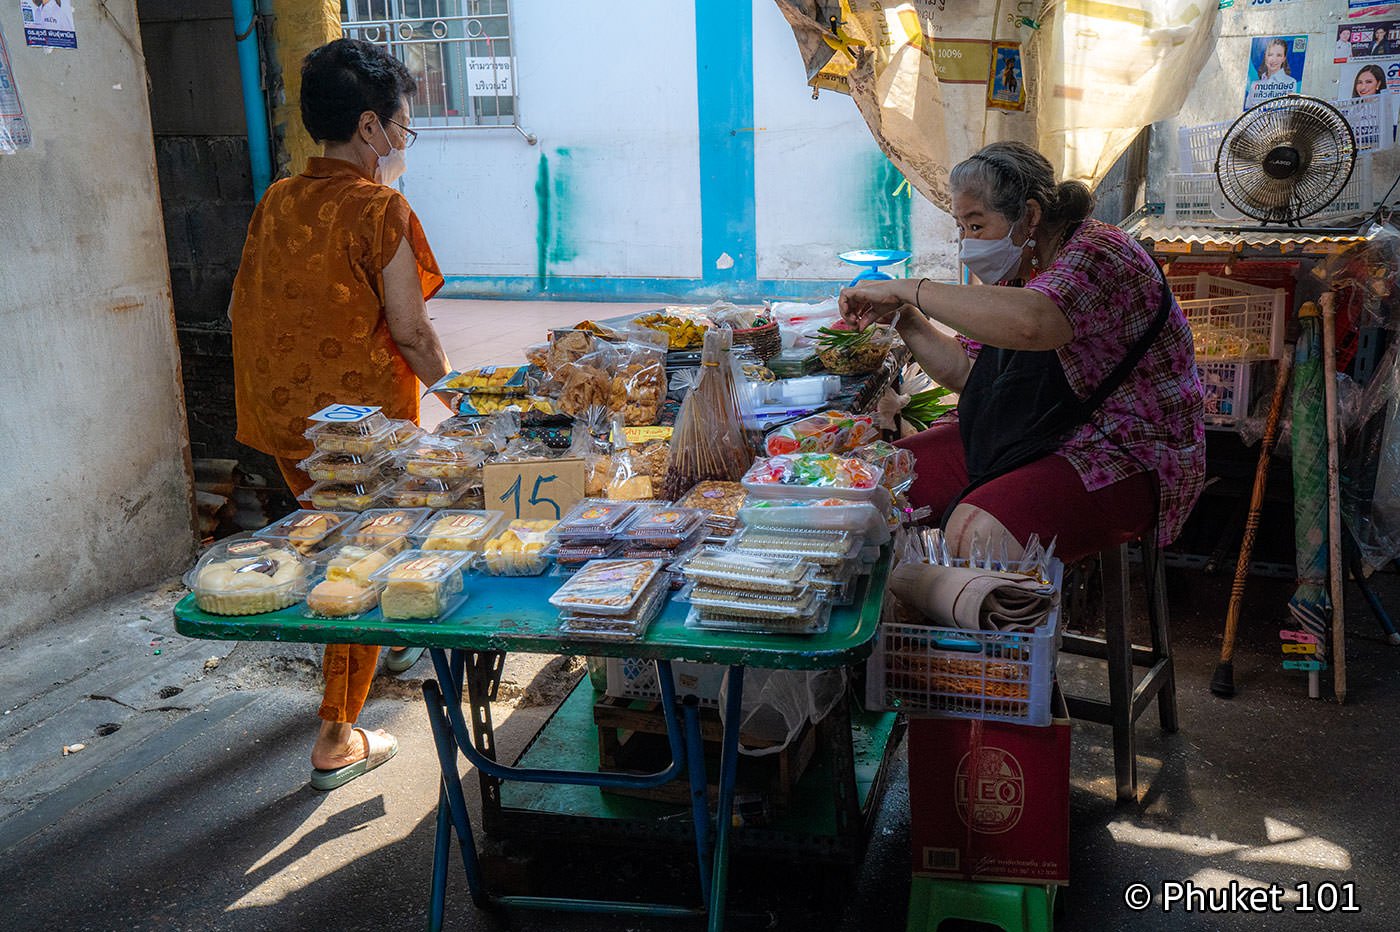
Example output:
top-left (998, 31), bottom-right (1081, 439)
top-left (962, 220), bottom-right (1205, 546)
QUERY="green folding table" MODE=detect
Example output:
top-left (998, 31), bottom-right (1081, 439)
top-left (174, 554), bottom-right (890, 931)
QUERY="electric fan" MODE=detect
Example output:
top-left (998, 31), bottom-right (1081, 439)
top-left (1215, 95), bottom-right (1358, 225)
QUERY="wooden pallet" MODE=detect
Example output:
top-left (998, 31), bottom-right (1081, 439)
top-left (593, 693), bottom-right (818, 809)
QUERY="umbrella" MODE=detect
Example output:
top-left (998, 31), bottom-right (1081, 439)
top-left (772, 0), bottom-right (1218, 208)
top-left (1290, 303), bottom-right (1330, 698)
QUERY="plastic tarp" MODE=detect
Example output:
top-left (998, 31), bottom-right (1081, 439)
top-left (773, 0), bottom-right (1218, 210)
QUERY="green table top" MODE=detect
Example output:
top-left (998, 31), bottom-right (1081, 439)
top-left (173, 553), bottom-right (888, 671)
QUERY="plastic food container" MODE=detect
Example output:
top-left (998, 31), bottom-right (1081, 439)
top-left (851, 440), bottom-right (915, 493)
top-left (684, 602), bottom-right (831, 636)
top-left (675, 481), bottom-right (748, 530)
top-left (679, 548), bottom-right (811, 594)
top-left (808, 559), bottom-right (859, 605)
top-left (555, 500), bottom-right (641, 542)
top-left (251, 509), bottom-right (355, 553)
top-left (384, 419), bottom-right (425, 452)
top-left (621, 527), bottom-right (707, 560)
top-left (728, 526), bottom-right (861, 566)
top-left (343, 508), bottom-right (434, 547)
top-left (305, 478), bottom-right (392, 511)
top-left (549, 559), bottom-right (666, 615)
top-left (557, 578), bottom-right (669, 640)
top-left (380, 475), bottom-right (472, 509)
top-left (433, 416), bottom-right (500, 454)
top-left (305, 412), bottom-right (393, 456)
top-left (415, 510), bottom-right (505, 552)
top-left (481, 519), bottom-right (558, 576)
top-left (304, 542), bottom-right (400, 618)
top-left (767, 348), bottom-right (822, 379)
top-left (738, 499), bottom-right (891, 545)
top-left (684, 583), bottom-right (822, 620)
top-left (371, 550), bottom-right (472, 621)
top-left (402, 436), bottom-right (487, 481)
top-left (453, 483), bottom-right (486, 510)
top-left (297, 449), bottom-right (394, 484)
top-left (741, 454), bottom-right (884, 502)
top-left (764, 411), bottom-right (879, 456)
top-left (185, 538), bottom-right (311, 616)
top-left (758, 375), bottom-right (841, 407)
top-left (619, 504), bottom-right (707, 548)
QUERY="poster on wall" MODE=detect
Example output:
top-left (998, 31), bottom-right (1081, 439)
top-left (1244, 35), bottom-right (1307, 110)
top-left (986, 43), bottom-right (1026, 111)
top-left (1336, 21), bottom-right (1400, 62)
top-left (20, 0), bottom-right (77, 50)
top-left (0, 25), bottom-right (32, 152)
top-left (1339, 58), bottom-right (1400, 97)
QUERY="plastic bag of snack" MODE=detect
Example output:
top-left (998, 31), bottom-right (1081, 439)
top-left (851, 440), bottom-right (916, 493)
top-left (548, 328), bottom-right (596, 373)
top-left (456, 394), bottom-right (558, 417)
top-left (764, 410), bottom-right (879, 456)
top-left (557, 345), bottom-right (618, 417)
top-left (525, 341), bottom-right (551, 370)
top-left (601, 416), bottom-right (654, 501)
top-left (609, 343), bottom-right (667, 426)
top-left (632, 308), bottom-right (710, 349)
top-left (634, 440), bottom-right (671, 484)
top-left (568, 405), bottom-right (614, 496)
top-left (440, 364), bottom-right (541, 395)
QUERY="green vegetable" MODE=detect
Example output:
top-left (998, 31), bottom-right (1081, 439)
top-left (902, 387), bottom-right (954, 430)
top-left (816, 323), bottom-right (877, 351)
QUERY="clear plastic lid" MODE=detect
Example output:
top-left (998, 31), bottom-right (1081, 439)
top-left (481, 518), bottom-right (558, 576)
top-left (684, 602), bottom-right (831, 636)
top-left (728, 526), bottom-right (861, 565)
top-left (304, 478), bottom-right (392, 511)
top-left (297, 449), bottom-right (394, 483)
top-left (619, 504), bottom-right (707, 544)
top-left (316, 540), bottom-right (405, 584)
top-left (185, 538), bottom-right (312, 616)
top-left (251, 509), bottom-right (356, 551)
top-left (372, 550), bottom-right (472, 621)
top-left (343, 508), bottom-right (434, 546)
top-left (551, 540), bottom-right (625, 568)
top-left (401, 436), bottom-right (488, 479)
top-left (380, 475), bottom-right (473, 509)
top-left (674, 481), bottom-right (748, 521)
top-left (370, 549), bottom-right (473, 585)
top-left (851, 440), bottom-right (915, 492)
top-left (679, 547), bottom-right (812, 594)
top-left (304, 575), bottom-right (384, 619)
top-left (416, 509), bottom-right (505, 551)
top-left (620, 526), bottom-right (708, 559)
top-left (557, 578), bottom-right (669, 640)
top-left (738, 499), bottom-right (891, 545)
top-left (684, 582), bottom-right (822, 620)
top-left (548, 559), bottom-right (666, 615)
top-left (741, 453), bottom-right (883, 492)
top-left (384, 419), bottom-right (425, 451)
top-left (305, 412), bottom-right (394, 454)
top-left (555, 499), bottom-right (641, 541)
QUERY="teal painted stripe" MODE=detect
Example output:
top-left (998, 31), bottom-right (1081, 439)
top-left (437, 275), bottom-right (845, 303)
top-left (695, 0), bottom-right (756, 285)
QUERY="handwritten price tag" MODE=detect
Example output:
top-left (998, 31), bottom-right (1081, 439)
top-left (483, 458), bottom-right (586, 521)
top-left (307, 403), bottom-right (382, 423)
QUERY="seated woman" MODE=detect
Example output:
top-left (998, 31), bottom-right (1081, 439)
top-left (840, 142), bottom-right (1205, 563)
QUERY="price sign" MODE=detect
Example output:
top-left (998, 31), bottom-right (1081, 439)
top-left (308, 403), bottom-right (382, 423)
top-left (623, 426), bottom-right (673, 444)
top-left (483, 458), bottom-right (586, 521)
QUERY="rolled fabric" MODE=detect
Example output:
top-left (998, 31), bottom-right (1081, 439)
top-left (889, 563), bottom-right (1057, 632)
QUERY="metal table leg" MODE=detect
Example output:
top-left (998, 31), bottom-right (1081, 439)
top-left (707, 665), bottom-right (745, 932)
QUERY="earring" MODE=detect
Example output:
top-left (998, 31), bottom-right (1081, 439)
top-left (1026, 238), bottom-right (1039, 269)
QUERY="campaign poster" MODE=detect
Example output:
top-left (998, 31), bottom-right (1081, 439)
top-left (20, 0), bottom-right (77, 50)
top-left (1244, 35), bottom-right (1307, 110)
top-left (1336, 21), bottom-right (1400, 62)
top-left (986, 42), bottom-right (1025, 111)
top-left (1339, 57), bottom-right (1400, 97)
top-left (0, 25), bottom-right (32, 152)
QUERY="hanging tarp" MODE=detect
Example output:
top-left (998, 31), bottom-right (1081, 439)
top-left (773, 0), bottom-right (1218, 211)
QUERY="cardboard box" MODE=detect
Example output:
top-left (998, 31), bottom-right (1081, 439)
top-left (907, 685), bottom-right (1070, 885)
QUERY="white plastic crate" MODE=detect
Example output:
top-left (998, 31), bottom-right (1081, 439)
top-left (1178, 104), bottom-right (1390, 174)
top-left (867, 560), bottom-right (1062, 726)
top-left (1198, 360), bottom-right (1268, 429)
top-left (605, 657), bottom-right (725, 708)
top-left (1169, 273), bottom-right (1286, 361)
top-left (1163, 154), bottom-right (1373, 226)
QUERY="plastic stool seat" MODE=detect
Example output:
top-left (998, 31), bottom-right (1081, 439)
top-left (906, 877), bottom-right (1056, 932)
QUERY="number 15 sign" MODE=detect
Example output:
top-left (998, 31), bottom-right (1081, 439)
top-left (482, 458), bottom-right (587, 521)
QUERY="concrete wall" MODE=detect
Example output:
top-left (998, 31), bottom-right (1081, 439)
top-left (0, 1), bottom-right (194, 637)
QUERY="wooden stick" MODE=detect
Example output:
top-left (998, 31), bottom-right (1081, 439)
top-left (1322, 293), bottom-right (1347, 703)
top-left (1211, 350), bottom-right (1294, 697)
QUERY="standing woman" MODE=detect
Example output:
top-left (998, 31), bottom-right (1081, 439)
top-left (840, 142), bottom-right (1205, 563)
top-left (230, 38), bottom-right (451, 790)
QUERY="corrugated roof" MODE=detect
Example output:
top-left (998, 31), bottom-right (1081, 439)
top-left (1122, 208), bottom-right (1375, 250)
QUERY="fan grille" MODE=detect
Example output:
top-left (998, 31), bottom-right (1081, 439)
top-left (1215, 96), bottom-right (1357, 223)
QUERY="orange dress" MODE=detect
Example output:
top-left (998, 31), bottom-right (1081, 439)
top-left (231, 157), bottom-right (444, 462)
top-left (230, 157), bottom-right (445, 725)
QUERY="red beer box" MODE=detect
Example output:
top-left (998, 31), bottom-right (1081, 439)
top-left (907, 685), bottom-right (1069, 885)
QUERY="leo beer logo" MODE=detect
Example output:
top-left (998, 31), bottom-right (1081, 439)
top-left (953, 747), bottom-right (1025, 835)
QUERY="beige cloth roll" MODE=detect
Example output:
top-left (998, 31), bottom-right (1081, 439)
top-left (889, 563), bottom-right (1057, 632)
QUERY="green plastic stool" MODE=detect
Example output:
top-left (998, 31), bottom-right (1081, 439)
top-left (906, 877), bottom-right (1056, 932)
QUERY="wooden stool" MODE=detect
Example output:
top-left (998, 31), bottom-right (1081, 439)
top-left (1060, 539), bottom-right (1178, 804)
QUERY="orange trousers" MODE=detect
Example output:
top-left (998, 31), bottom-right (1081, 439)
top-left (276, 456), bottom-right (382, 724)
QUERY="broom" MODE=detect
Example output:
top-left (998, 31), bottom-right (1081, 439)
top-left (1211, 350), bottom-right (1293, 698)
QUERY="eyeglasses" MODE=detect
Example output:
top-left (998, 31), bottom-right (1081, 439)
top-left (385, 117), bottom-right (418, 149)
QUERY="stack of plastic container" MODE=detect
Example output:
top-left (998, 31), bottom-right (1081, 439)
top-left (726, 525), bottom-right (863, 606)
top-left (551, 558), bottom-right (669, 639)
top-left (391, 435), bottom-right (489, 510)
top-left (678, 548), bottom-right (830, 635)
top-left (549, 500), bottom-right (643, 573)
top-left (674, 480), bottom-right (748, 543)
top-left (300, 412), bottom-right (407, 510)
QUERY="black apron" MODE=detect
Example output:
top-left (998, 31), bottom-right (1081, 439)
top-left (950, 254), bottom-right (1174, 515)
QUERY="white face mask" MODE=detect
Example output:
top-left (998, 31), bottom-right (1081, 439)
top-left (371, 121), bottom-right (407, 186)
top-left (959, 222), bottom-right (1033, 284)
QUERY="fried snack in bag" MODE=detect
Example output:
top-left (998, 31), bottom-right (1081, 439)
top-left (609, 343), bottom-right (667, 426)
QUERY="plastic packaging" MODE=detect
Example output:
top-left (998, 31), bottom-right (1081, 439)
top-left (455, 394), bottom-right (558, 417)
top-left (610, 343), bottom-right (667, 426)
top-left (551, 540), bottom-right (625, 569)
top-left (555, 499), bottom-right (640, 542)
top-left (557, 349), bottom-right (617, 418)
top-left (305, 542), bottom-right (399, 618)
top-left (439, 364), bottom-right (540, 395)
top-left (851, 440), bottom-right (916, 493)
top-left (620, 527), bottom-right (708, 560)
top-left (767, 348), bottom-right (822, 378)
top-left (547, 328), bottom-right (596, 373)
top-left (675, 480), bottom-right (748, 534)
top-left (764, 410), bottom-right (879, 456)
top-left (305, 478), bottom-right (391, 511)
top-left (402, 435), bottom-right (488, 481)
top-left (620, 504), bottom-right (708, 547)
top-left (433, 415), bottom-right (503, 454)
top-left (305, 413), bottom-right (393, 456)
top-left (808, 559), bottom-right (859, 605)
top-left (384, 419), bottom-right (425, 452)
top-left (728, 526), bottom-right (861, 566)
top-left (252, 509), bottom-right (356, 553)
top-left (317, 540), bottom-right (404, 583)
top-left (663, 329), bottom-right (757, 499)
top-left (738, 499), bottom-right (891, 545)
top-left (381, 475), bottom-right (472, 509)
top-left (481, 519), bottom-right (558, 575)
top-left (344, 507), bottom-right (434, 546)
top-left (632, 309), bottom-right (710, 349)
top-left (549, 559), bottom-right (666, 615)
top-left (680, 547), bottom-right (811, 593)
top-left (741, 453), bottom-right (883, 499)
top-left (684, 603), bottom-right (831, 635)
top-left (757, 375), bottom-right (843, 407)
top-left (297, 449), bottom-right (394, 484)
top-left (415, 509), bottom-right (506, 552)
top-left (186, 538), bottom-right (311, 616)
top-left (371, 550), bottom-right (472, 620)
top-left (814, 319), bottom-right (898, 376)
top-left (557, 577), bottom-right (669, 640)
top-left (685, 583), bottom-right (822, 619)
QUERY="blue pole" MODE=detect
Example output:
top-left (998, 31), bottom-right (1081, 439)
top-left (231, 0), bottom-right (273, 200)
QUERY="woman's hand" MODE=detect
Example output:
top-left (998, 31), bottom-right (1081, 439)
top-left (839, 280), bottom-right (911, 329)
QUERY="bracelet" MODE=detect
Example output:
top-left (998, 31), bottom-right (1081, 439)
top-left (914, 277), bottom-right (928, 311)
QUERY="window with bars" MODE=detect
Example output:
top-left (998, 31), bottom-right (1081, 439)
top-left (341, 0), bottom-right (518, 129)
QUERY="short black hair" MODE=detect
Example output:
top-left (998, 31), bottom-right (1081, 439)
top-left (300, 38), bottom-right (417, 143)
